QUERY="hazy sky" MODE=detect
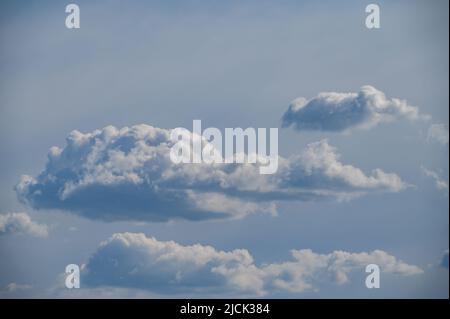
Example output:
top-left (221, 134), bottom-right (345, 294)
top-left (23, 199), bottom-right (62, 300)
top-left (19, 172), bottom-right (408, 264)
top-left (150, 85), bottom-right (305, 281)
top-left (0, 0), bottom-right (448, 298)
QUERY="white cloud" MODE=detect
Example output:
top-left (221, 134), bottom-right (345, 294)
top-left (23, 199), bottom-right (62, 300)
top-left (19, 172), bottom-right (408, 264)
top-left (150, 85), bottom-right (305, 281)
top-left (421, 166), bottom-right (449, 196)
top-left (282, 85), bottom-right (428, 132)
top-left (0, 212), bottom-right (48, 237)
top-left (82, 233), bottom-right (423, 296)
top-left (427, 124), bottom-right (449, 145)
top-left (15, 125), bottom-right (409, 222)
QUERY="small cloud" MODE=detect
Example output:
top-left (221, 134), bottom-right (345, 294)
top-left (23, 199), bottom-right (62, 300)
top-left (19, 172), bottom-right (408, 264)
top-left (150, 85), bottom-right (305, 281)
top-left (427, 123), bottom-right (449, 145)
top-left (282, 85), bottom-right (429, 133)
top-left (0, 212), bottom-right (48, 237)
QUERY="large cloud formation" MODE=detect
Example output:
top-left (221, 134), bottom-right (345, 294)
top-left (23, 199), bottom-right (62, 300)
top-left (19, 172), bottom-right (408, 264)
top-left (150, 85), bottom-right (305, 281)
top-left (82, 233), bottom-right (423, 296)
top-left (282, 86), bottom-right (428, 132)
top-left (0, 212), bottom-right (48, 237)
top-left (16, 124), bottom-right (408, 222)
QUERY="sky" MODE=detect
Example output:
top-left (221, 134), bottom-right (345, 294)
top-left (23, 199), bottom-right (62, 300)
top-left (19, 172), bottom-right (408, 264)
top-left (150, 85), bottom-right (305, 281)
top-left (0, 0), bottom-right (448, 298)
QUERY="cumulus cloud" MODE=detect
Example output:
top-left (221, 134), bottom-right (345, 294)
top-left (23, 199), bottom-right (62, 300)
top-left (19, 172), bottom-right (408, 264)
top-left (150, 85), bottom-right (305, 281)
top-left (421, 166), bottom-right (449, 196)
top-left (427, 124), bottom-right (449, 145)
top-left (82, 233), bottom-right (423, 296)
top-left (282, 86), bottom-right (428, 132)
top-left (16, 124), bottom-right (409, 222)
top-left (0, 212), bottom-right (48, 237)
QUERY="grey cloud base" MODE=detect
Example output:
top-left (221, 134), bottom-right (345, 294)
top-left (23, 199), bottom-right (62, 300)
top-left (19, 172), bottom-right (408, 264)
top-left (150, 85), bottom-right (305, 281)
top-left (282, 86), bottom-right (427, 132)
top-left (82, 233), bottom-right (423, 296)
top-left (15, 124), bottom-right (409, 222)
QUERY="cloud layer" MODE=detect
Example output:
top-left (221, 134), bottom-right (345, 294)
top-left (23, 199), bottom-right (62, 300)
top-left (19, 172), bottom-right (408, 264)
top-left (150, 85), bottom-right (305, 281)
top-left (82, 233), bottom-right (423, 296)
top-left (282, 86), bottom-right (427, 132)
top-left (0, 212), bottom-right (48, 237)
top-left (16, 124), bottom-right (408, 222)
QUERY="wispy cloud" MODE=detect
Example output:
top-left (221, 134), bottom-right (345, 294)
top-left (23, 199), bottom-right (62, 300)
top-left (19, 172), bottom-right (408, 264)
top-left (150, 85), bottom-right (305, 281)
top-left (421, 166), bottom-right (449, 196)
top-left (4, 283), bottom-right (33, 292)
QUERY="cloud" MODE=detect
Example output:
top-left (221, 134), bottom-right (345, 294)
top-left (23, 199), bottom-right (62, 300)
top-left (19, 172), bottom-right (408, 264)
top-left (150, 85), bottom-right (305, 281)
top-left (4, 283), bottom-right (33, 292)
top-left (16, 124), bottom-right (409, 222)
top-left (427, 124), bottom-right (449, 145)
top-left (440, 250), bottom-right (449, 269)
top-left (282, 85), bottom-right (428, 132)
top-left (51, 286), bottom-right (160, 299)
top-left (0, 212), bottom-right (48, 237)
top-left (421, 166), bottom-right (449, 196)
top-left (82, 233), bottom-right (423, 296)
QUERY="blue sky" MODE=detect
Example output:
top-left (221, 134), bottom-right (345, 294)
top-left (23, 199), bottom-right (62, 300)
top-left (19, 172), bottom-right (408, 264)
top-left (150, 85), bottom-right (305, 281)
top-left (0, 0), bottom-right (448, 298)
